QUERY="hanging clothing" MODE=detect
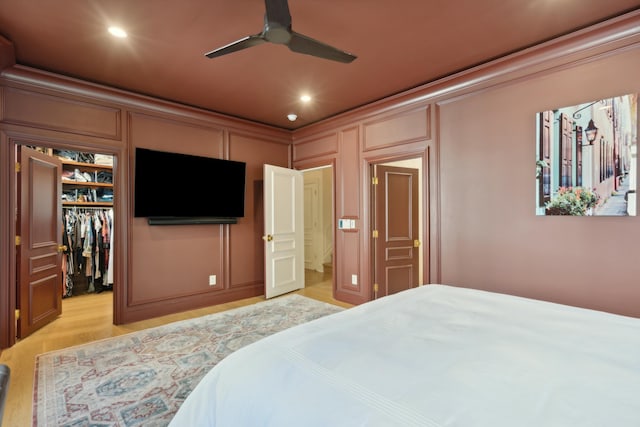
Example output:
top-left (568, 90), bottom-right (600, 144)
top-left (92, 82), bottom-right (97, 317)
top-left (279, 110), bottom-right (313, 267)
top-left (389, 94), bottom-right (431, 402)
top-left (62, 208), bottom-right (112, 295)
top-left (61, 214), bottom-right (74, 297)
top-left (107, 209), bottom-right (114, 285)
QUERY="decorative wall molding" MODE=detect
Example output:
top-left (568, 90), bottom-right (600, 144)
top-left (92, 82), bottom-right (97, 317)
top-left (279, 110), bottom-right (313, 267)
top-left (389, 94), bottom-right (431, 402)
top-left (0, 65), bottom-right (290, 143)
top-left (362, 105), bottom-right (431, 152)
top-left (3, 87), bottom-right (121, 140)
top-left (293, 132), bottom-right (339, 162)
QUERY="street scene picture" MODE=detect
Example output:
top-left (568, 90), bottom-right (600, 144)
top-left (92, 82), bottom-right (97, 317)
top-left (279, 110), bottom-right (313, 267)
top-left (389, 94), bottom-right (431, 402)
top-left (536, 93), bottom-right (637, 216)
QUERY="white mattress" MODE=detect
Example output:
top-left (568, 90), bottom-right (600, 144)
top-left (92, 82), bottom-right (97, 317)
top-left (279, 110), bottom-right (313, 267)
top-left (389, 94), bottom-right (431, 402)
top-left (169, 285), bottom-right (640, 426)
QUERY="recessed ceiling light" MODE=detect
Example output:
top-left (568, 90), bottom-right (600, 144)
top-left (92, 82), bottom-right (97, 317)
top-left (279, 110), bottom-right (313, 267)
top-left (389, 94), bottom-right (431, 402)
top-left (108, 26), bottom-right (127, 38)
top-left (287, 114), bottom-right (298, 122)
top-left (300, 94), bottom-right (311, 103)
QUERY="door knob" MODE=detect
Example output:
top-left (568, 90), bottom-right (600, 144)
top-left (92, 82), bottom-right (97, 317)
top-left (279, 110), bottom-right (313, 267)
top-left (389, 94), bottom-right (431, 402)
top-left (57, 245), bottom-right (68, 253)
top-left (263, 234), bottom-right (273, 242)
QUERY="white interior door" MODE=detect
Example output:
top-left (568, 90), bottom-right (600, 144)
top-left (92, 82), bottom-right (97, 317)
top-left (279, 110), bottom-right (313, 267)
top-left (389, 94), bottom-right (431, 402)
top-left (304, 178), bottom-right (322, 271)
top-left (264, 164), bottom-right (304, 298)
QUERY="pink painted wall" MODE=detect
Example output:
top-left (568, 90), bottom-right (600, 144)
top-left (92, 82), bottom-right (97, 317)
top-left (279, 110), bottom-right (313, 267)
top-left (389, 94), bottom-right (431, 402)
top-left (438, 48), bottom-right (640, 316)
top-left (0, 65), bottom-right (291, 331)
top-left (127, 113), bottom-right (290, 320)
top-left (294, 13), bottom-right (640, 316)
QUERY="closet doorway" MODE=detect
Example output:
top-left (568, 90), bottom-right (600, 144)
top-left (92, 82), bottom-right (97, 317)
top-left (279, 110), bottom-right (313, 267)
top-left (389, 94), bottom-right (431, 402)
top-left (302, 165), bottom-right (334, 291)
top-left (16, 144), bottom-right (115, 339)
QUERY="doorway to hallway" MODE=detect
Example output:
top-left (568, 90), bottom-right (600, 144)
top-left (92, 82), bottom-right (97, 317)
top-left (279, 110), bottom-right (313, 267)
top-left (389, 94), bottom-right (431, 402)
top-left (302, 165), bottom-right (334, 291)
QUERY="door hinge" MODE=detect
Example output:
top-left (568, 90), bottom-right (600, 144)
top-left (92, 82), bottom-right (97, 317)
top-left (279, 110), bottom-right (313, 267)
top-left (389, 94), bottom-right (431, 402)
top-left (414, 239), bottom-right (421, 248)
top-left (15, 309), bottom-right (20, 320)
top-left (15, 235), bottom-right (21, 246)
top-left (15, 162), bottom-right (21, 173)
top-left (372, 176), bottom-right (378, 185)
top-left (372, 230), bottom-right (378, 238)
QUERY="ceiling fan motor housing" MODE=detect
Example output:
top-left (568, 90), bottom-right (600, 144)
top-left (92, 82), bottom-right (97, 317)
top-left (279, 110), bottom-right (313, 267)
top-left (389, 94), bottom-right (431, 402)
top-left (264, 22), bottom-right (292, 44)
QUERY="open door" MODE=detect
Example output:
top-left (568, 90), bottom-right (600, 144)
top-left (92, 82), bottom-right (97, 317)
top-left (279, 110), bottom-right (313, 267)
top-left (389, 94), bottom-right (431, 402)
top-left (303, 177), bottom-right (322, 272)
top-left (372, 164), bottom-right (419, 298)
top-left (16, 146), bottom-right (63, 338)
top-left (263, 164), bottom-right (304, 298)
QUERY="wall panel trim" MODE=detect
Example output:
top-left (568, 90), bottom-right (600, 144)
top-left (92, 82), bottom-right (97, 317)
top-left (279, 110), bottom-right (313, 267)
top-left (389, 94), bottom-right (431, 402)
top-left (293, 132), bottom-right (339, 161)
top-left (1, 65), bottom-right (291, 143)
top-left (362, 105), bottom-right (431, 152)
top-left (3, 87), bottom-right (121, 140)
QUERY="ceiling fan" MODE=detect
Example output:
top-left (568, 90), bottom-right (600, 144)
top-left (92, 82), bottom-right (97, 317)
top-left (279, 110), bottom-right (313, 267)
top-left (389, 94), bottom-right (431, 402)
top-left (204, 0), bottom-right (357, 63)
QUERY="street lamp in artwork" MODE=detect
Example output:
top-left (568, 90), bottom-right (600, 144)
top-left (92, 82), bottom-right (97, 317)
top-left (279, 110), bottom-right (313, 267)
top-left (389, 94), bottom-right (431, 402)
top-left (584, 119), bottom-right (599, 145)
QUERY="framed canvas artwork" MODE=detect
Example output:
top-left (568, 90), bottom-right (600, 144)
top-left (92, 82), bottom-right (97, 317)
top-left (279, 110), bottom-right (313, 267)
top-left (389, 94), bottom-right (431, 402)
top-left (535, 94), bottom-right (637, 216)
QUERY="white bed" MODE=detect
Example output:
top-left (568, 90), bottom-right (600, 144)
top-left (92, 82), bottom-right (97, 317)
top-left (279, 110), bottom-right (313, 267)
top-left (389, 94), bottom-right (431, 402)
top-left (169, 284), bottom-right (640, 426)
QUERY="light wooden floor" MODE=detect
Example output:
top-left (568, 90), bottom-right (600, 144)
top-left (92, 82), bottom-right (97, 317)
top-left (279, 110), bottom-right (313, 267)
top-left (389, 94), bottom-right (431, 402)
top-left (0, 269), bottom-right (349, 426)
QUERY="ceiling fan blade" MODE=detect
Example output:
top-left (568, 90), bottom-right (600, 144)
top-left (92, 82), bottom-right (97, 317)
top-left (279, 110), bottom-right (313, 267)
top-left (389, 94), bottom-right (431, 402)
top-left (288, 32), bottom-right (356, 63)
top-left (264, 0), bottom-right (292, 28)
top-left (205, 34), bottom-right (266, 59)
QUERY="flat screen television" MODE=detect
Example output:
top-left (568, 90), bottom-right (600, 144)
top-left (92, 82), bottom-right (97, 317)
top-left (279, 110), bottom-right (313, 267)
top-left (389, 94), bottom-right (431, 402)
top-left (134, 147), bottom-right (246, 225)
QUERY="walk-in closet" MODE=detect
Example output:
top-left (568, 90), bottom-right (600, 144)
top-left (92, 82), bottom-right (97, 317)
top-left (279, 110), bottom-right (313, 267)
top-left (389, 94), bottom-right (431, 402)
top-left (28, 147), bottom-right (115, 298)
top-left (60, 148), bottom-right (114, 296)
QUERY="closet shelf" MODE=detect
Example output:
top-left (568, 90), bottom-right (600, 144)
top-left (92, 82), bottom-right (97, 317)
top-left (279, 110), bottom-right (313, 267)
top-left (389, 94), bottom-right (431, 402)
top-left (63, 201), bottom-right (113, 207)
top-left (62, 181), bottom-right (112, 188)
top-left (60, 159), bottom-right (113, 171)
top-left (61, 156), bottom-right (113, 207)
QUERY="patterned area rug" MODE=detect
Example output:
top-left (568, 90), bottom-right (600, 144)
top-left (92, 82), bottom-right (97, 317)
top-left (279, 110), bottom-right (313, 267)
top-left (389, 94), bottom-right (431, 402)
top-left (33, 294), bottom-right (343, 426)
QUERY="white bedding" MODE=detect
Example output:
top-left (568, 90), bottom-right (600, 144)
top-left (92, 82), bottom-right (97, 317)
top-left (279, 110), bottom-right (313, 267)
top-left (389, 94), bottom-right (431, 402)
top-left (169, 285), bottom-right (640, 426)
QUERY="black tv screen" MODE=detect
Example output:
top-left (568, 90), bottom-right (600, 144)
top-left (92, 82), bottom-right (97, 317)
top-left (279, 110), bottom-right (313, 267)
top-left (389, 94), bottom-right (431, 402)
top-left (134, 147), bottom-right (246, 222)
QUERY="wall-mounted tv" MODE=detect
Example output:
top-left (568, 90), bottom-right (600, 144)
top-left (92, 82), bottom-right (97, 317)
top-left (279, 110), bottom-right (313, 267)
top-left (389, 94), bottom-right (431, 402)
top-left (134, 147), bottom-right (246, 225)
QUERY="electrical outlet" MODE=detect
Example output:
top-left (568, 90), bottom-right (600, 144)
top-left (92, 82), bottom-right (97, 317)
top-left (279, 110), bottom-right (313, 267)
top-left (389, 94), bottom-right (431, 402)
top-left (351, 274), bottom-right (358, 285)
top-left (209, 275), bottom-right (217, 286)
